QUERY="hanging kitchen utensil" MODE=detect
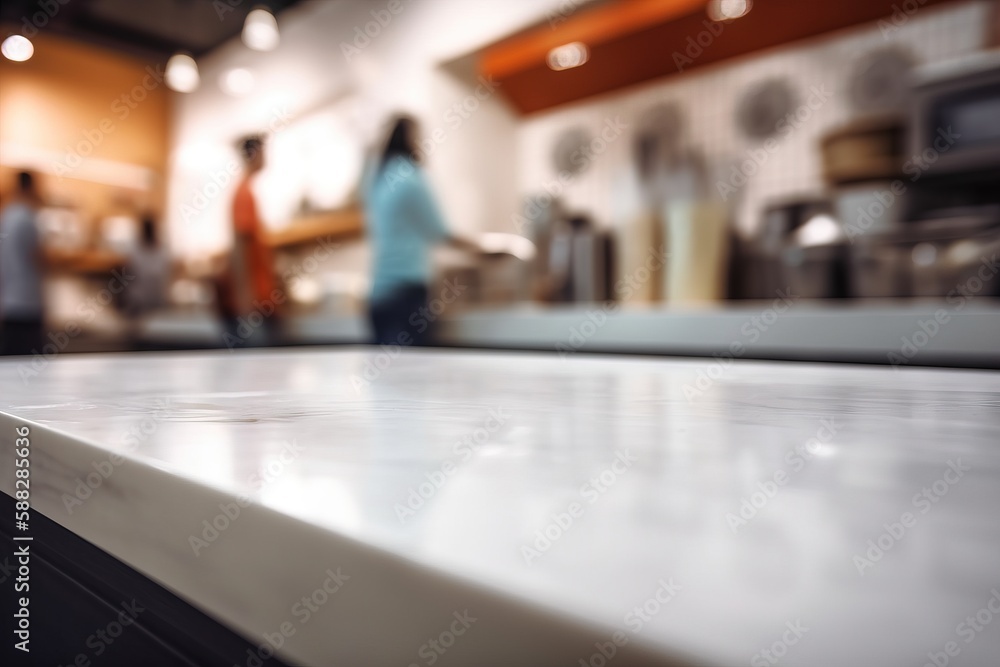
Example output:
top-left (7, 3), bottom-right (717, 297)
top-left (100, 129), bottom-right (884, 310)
top-left (635, 102), bottom-right (685, 169)
top-left (736, 78), bottom-right (796, 140)
top-left (551, 126), bottom-right (594, 175)
top-left (849, 47), bottom-right (916, 115)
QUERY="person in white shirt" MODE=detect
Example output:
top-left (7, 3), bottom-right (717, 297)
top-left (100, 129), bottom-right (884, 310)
top-left (0, 171), bottom-right (44, 356)
top-left (123, 216), bottom-right (170, 317)
top-left (122, 215), bottom-right (171, 348)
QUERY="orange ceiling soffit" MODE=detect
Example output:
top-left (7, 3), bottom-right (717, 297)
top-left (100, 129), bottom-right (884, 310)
top-left (480, 0), bottom-right (966, 115)
top-left (480, 0), bottom-right (706, 80)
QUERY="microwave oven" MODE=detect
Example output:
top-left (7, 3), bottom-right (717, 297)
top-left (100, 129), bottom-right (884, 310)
top-left (909, 51), bottom-right (1000, 178)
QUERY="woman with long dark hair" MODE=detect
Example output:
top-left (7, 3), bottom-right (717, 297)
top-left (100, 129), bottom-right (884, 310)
top-left (363, 115), bottom-right (478, 346)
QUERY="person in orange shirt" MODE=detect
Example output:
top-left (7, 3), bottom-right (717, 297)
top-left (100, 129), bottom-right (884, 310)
top-left (220, 135), bottom-right (281, 349)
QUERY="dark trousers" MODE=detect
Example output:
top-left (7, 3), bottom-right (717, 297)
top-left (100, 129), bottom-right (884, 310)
top-left (221, 315), bottom-right (283, 350)
top-left (0, 316), bottom-right (43, 356)
top-left (369, 284), bottom-right (428, 346)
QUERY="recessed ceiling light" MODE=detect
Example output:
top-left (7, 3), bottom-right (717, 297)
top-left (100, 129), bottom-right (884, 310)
top-left (165, 53), bottom-right (200, 93)
top-left (547, 42), bottom-right (589, 71)
top-left (243, 7), bottom-right (280, 51)
top-left (708, 0), bottom-right (752, 22)
top-left (220, 68), bottom-right (256, 96)
top-left (1, 35), bottom-right (34, 62)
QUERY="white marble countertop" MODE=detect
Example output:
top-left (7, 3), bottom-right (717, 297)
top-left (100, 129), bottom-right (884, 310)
top-left (2, 348), bottom-right (999, 666)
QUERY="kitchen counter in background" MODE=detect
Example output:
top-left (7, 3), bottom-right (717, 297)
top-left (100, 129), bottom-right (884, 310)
top-left (107, 300), bottom-right (1000, 368)
top-left (431, 300), bottom-right (1000, 367)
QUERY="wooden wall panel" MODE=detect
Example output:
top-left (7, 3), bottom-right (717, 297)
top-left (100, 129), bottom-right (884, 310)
top-left (0, 30), bottom-right (171, 222)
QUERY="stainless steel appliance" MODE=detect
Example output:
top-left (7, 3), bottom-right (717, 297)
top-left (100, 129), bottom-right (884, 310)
top-left (547, 215), bottom-right (613, 303)
top-left (842, 52), bottom-right (1000, 298)
top-left (738, 198), bottom-right (848, 299)
top-left (910, 52), bottom-right (1000, 177)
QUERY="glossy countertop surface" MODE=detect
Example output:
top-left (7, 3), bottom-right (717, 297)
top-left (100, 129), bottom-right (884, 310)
top-left (2, 347), bottom-right (999, 665)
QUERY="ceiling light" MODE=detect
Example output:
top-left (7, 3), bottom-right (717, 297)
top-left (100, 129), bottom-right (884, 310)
top-left (547, 42), bottom-right (589, 71)
top-left (708, 0), bottom-right (752, 22)
top-left (1, 35), bottom-right (34, 62)
top-left (243, 7), bottom-right (279, 51)
top-left (220, 68), bottom-right (256, 96)
top-left (165, 52), bottom-right (200, 93)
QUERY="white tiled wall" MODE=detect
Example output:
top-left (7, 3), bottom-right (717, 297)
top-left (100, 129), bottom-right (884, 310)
top-left (515, 0), bottom-right (991, 239)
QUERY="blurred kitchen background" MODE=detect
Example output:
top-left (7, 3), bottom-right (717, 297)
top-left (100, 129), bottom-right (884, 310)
top-left (1, 0), bottom-right (998, 363)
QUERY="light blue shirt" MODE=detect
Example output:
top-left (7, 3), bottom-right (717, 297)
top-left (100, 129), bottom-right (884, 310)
top-left (363, 156), bottom-right (450, 302)
top-left (0, 202), bottom-right (43, 319)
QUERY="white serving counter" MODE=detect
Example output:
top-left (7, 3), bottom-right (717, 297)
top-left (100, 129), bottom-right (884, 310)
top-left (2, 348), bottom-right (1000, 665)
top-left (432, 301), bottom-right (1000, 366)
top-left (135, 300), bottom-right (1000, 367)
